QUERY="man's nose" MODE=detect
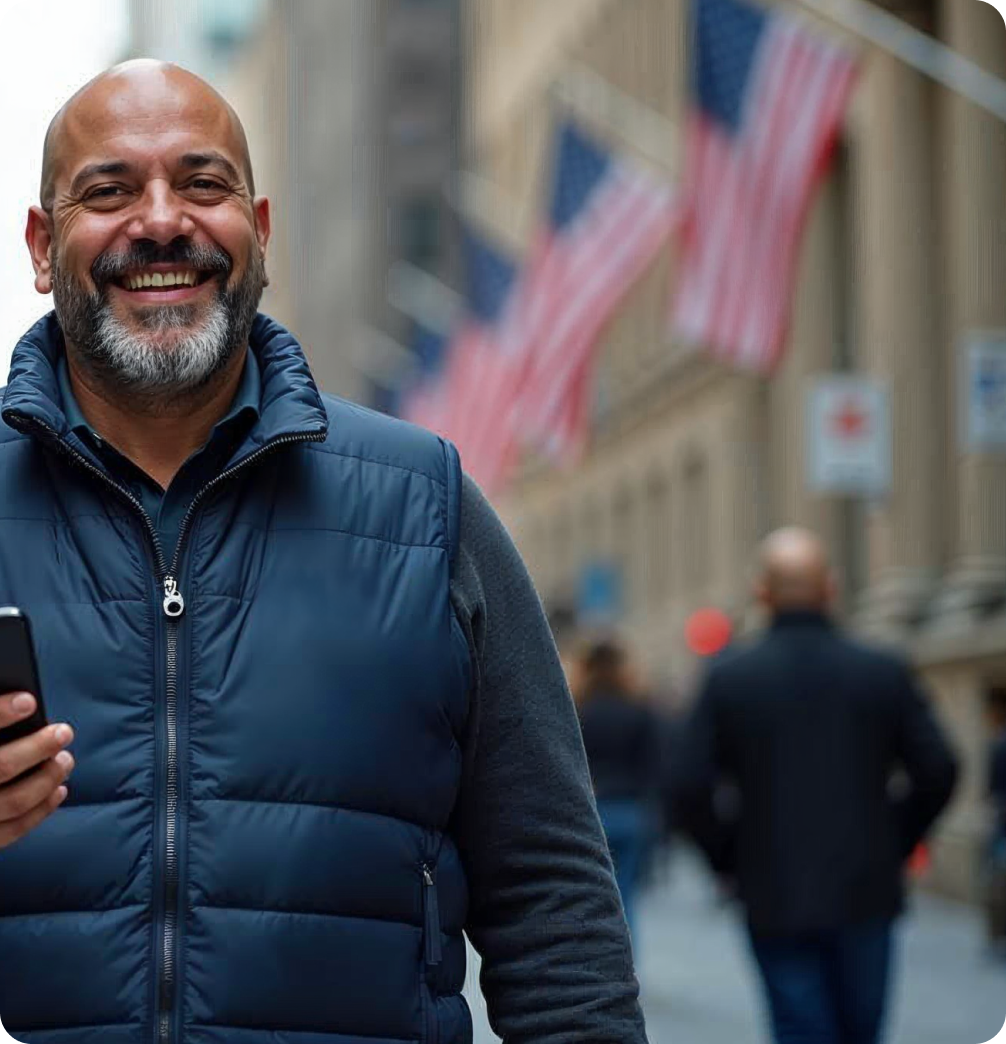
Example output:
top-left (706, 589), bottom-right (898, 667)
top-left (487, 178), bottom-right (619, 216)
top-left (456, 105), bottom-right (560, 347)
top-left (125, 181), bottom-right (197, 244)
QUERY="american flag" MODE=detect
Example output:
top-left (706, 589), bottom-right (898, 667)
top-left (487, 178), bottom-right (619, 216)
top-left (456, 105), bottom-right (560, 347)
top-left (513, 120), bottom-right (677, 462)
top-left (403, 229), bottom-right (523, 494)
top-left (671, 0), bottom-right (858, 372)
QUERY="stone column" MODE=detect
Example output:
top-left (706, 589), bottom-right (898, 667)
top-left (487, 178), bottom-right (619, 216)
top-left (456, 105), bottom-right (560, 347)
top-left (853, 53), bottom-right (942, 635)
top-left (932, 0), bottom-right (1006, 625)
top-left (724, 374), bottom-right (768, 631)
top-left (767, 174), bottom-right (847, 545)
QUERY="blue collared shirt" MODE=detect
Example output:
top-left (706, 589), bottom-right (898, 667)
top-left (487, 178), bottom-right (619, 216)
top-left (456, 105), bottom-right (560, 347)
top-left (56, 350), bottom-right (261, 563)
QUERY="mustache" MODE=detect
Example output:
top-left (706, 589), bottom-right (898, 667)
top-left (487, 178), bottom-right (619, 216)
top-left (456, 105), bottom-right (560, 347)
top-left (90, 240), bottom-right (232, 286)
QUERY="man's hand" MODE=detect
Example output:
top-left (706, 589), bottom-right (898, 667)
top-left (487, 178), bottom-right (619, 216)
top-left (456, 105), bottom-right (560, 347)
top-left (0, 693), bottom-right (73, 850)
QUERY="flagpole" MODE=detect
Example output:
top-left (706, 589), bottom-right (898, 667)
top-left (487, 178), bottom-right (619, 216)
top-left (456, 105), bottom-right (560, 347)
top-left (448, 64), bottom-right (681, 245)
top-left (549, 62), bottom-right (680, 172)
top-left (386, 260), bottom-right (463, 333)
top-left (795, 0), bottom-right (1006, 122)
top-left (444, 170), bottom-right (526, 247)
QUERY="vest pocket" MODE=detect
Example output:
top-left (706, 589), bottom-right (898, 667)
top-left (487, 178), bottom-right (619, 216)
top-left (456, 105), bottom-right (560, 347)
top-left (421, 863), bottom-right (443, 966)
top-left (420, 862), bottom-right (441, 1044)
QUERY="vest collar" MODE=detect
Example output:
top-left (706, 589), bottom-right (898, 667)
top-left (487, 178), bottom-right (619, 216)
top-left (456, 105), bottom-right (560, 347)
top-left (2, 311), bottom-right (329, 451)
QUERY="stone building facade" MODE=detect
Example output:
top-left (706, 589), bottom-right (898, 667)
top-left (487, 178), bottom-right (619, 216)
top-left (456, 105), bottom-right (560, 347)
top-left (462, 0), bottom-right (1006, 900)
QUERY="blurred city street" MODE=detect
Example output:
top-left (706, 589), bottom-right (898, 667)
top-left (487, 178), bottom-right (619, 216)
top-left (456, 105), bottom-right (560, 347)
top-left (467, 848), bottom-right (1006, 1044)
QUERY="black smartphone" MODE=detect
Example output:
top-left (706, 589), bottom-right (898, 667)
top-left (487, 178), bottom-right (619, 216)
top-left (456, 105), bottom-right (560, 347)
top-left (0, 608), bottom-right (49, 756)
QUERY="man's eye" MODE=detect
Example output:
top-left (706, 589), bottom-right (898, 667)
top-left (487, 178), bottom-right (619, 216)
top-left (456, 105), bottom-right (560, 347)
top-left (188, 178), bottom-right (225, 192)
top-left (87, 185), bottom-right (125, 200)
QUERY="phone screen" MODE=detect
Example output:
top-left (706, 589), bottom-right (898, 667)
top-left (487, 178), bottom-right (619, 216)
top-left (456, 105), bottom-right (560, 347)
top-left (0, 608), bottom-right (48, 748)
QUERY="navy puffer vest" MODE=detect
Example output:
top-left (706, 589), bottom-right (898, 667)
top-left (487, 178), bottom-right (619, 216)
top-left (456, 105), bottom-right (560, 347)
top-left (0, 313), bottom-right (472, 1044)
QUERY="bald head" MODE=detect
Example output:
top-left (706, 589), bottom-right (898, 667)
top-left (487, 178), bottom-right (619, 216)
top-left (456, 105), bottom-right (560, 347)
top-left (757, 527), bottom-right (834, 614)
top-left (40, 59), bottom-right (254, 214)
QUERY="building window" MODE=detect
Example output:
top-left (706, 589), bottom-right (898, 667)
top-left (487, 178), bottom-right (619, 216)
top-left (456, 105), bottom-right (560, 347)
top-left (399, 196), bottom-right (442, 271)
top-left (394, 55), bottom-right (446, 98)
top-left (199, 0), bottom-right (267, 53)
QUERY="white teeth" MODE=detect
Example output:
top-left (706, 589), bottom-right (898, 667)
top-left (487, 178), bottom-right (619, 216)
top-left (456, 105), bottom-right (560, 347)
top-left (125, 270), bottom-right (198, 291)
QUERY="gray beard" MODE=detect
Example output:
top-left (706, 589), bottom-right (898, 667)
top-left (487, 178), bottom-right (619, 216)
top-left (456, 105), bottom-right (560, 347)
top-left (52, 251), bottom-right (264, 405)
top-left (86, 295), bottom-right (234, 395)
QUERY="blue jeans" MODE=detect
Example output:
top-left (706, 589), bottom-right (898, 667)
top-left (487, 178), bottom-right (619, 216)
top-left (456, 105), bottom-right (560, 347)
top-left (749, 920), bottom-right (894, 1044)
top-left (597, 799), bottom-right (653, 947)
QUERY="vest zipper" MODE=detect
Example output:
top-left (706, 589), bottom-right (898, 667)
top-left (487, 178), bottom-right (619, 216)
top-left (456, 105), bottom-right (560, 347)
top-left (421, 863), bottom-right (441, 1044)
top-left (421, 864), bottom-right (442, 966)
top-left (10, 415), bottom-right (324, 1044)
top-left (157, 600), bottom-right (179, 1044)
top-left (154, 430), bottom-right (324, 1044)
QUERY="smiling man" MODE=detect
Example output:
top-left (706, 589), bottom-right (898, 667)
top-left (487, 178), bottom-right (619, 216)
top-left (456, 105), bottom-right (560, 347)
top-left (0, 62), bottom-right (647, 1044)
top-left (32, 63), bottom-right (267, 492)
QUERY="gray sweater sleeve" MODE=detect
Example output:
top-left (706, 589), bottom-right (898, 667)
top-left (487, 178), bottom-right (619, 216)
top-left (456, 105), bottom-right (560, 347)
top-left (449, 474), bottom-right (648, 1044)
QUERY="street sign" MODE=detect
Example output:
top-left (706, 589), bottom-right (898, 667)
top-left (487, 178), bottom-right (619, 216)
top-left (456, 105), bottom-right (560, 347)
top-left (807, 376), bottom-right (891, 497)
top-left (962, 332), bottom-right (1006, 452)
top-left (577, 561), bottom-right (622, 623)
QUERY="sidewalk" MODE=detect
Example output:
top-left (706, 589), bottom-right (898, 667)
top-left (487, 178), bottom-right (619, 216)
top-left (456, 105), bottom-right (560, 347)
top-left (465, 849), bottom-right (1006, 1043)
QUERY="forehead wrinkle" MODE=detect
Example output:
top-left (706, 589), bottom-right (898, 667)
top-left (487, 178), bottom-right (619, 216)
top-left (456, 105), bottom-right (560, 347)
top-left (43, 61), bottom-right (256, 209)
top-left (58, 125), bottom-right (248, 200)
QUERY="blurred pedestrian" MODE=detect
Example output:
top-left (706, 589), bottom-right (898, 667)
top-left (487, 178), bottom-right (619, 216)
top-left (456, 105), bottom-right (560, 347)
top-left (0, 60), bottom-right (648, 1043)
top-left (575, 635), bottom-right (663, 946)
top-left (984, 689), bottom-right (1006, 958)
top-left (676, 527), bottom-right (958, 1044)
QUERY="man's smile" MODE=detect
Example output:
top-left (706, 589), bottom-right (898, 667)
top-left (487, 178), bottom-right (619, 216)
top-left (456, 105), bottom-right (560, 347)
top-left (106, 263), bottom-right (221, 305)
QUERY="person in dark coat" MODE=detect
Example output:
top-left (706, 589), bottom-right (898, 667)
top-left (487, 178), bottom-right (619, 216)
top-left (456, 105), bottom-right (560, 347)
top-left (575, 637), bottom-right (663, 946)
top-left (985, 689), bottom-right (1006, 957)
top-left (676, 527), bottom-right (958, 1044)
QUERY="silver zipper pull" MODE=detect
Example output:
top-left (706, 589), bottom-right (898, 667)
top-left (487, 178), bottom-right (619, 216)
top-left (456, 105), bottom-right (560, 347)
top-left (162, 576), bottom-right (185, 618)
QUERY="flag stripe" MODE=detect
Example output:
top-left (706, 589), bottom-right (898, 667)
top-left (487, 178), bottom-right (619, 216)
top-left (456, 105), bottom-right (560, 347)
top-left (671, 0), bottom-right (858, 372)
top-left (519, 163), bottom-right (675, 447)
top-left (739, 34), bottom-right (843, 363)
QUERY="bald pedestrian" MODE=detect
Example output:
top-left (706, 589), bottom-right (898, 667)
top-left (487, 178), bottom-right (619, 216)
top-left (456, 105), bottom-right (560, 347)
top-left (0, 62), bottom-right (648, 1043)
top-left (676, 527), bottom-right (958, 1044)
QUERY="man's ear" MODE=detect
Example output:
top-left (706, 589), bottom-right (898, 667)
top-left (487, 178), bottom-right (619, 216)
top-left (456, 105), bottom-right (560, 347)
top-left (26, 206), bottom-right (54, 295)
top-left (253, 196), bottom-right (271, 287)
